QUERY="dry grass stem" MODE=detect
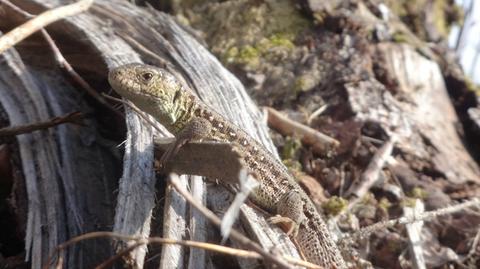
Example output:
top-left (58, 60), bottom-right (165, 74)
top-left (0, 0), bottom-right (94, 54)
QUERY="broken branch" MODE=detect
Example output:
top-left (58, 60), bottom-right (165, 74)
top-left (345, 135), bottom-right (397, 200)
top-left (0, 111), bottom-right (83, 136)
top-left (265, 107), bottom-right (339, 154)
top-left (0, 0), bottom-right (94, 54)
top-left (342, 198), bottom-right (480, 242)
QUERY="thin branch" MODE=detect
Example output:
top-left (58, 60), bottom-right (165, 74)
top-left (265, 107), bottom-right (339, 154)
top-left (341, 198), bottom-right (480, 242)
top-left (1, 0), bottom-right (123, 118)
top-left (466, 226), bottom-right (480, 260)
top-left (102, 93), bottom-right (165, 134)
top-left (344, 136), bottom-right (397, 200)
top-left (307, 104), bottom-right (328, 124)
top-left (336, 136), bottom-right (396, 222)
top-left (469, 40), bottom-right (480, 78)
top-left (0, 111), bottom-right (83, 136)
top-left (95, 242), bottom-right (145, 269)
top-left (454, 0), bottom-right (475, 52)
top-left (43, 231), bottom-right (263, 269)
top-left (0, 0), bottom-right (94, 54)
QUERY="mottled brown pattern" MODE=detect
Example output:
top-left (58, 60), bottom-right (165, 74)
top-left (108, 63), bottom-right (346, 268)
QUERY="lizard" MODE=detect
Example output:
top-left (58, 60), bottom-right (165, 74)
top-left (108, 63), bottom-right (347, 268)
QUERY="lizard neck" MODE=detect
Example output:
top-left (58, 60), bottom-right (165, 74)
top-left (168, 93), bottom-right (198, 135)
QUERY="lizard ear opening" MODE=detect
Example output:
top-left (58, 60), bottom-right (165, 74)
top-left (173, 89), bottom-right (181, 103)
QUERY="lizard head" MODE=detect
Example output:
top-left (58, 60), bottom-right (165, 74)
top-left (108, 63), bottom-right (191, 132)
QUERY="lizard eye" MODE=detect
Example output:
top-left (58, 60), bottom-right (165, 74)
top-left (141, 72), bottom-right (153, 81)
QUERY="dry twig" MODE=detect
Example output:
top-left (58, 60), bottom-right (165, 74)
top-left (0, 0), bottom-right (93, 54)
top-left (454, 0), bottom-right (475, 52)
top-left (96, 242), bottom-right (145, 269)
top-left (0, 111), bottom-right (83, 136)
top-left (345, 136), bottom-right (397, 200)
top-left (265, 107), bottom-right (339, 154)
top-left (1, 0), bottom-right (123, 117)
top-left (43, 231), bottom-right (262, 269)
top-left (341, 198), bottom-right (480, 242)
top-left (102, 93), bottom-right (164, 133)
top-left (465, 226), bottom-right (480, 260)
top-left (307, 105), bottom-right (328, 124)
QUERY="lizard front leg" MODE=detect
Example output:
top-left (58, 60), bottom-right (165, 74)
top-left (159, 117), bottom-right (212, 168)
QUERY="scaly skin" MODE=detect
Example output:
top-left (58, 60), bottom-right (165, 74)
top-left (108, 63), bottom-right (346, 268)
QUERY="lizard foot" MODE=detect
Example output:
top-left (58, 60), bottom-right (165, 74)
top-left (159, 117), bottom-right (212, 168)
top-left (268, 215), bottom-right (300, 237)
top-left (271, 191), bottom-right (306, 238)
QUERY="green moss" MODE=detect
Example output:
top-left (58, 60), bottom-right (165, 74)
top-left (262, 0), bottom-right (310, 39)
top-left (361, 192), bottom-right (377, 205)
top-left (196, 0), bottom-right (311, 67)
top-left (432, 0), bottom-right (449, 37)
top-left (267, 33), bottom-right (295, 49)
top-left (281, 136), bottom-right (302, 160)
top-left (431, 0), bottom-right (464, 37)
top-left (464, 77), bottom-right (480, 96)
top-left (223, 46), bottom-right (239, 63)
top-left (407, 187), bottom-right (428, 200)
top-left (312, 11), bottom-right (327, 24)
top-left (401, 197), bottom-right (417, 208)
top-left (223, 45), bottom-right (260, 68)
top-left (322, 196), bottom-right (348, 216)
top-left (282, 159), bottom-right (302, 172)
top-left (450, 4), bottom-right (464, 26)
top-left (238, 46), bottom-right (260, 62)
top-left (392, 31), bottom-right (409, 43)
top-left (378, 198), bottom-right (392, 210)
top-left (293, 74), bottom-right (320, 93)
top-left (294, 77), bottom-right (307, 92)
top-left (224, 32), bottom-right (296, 67)
top-left (386, 0), bottom-right (461, 40)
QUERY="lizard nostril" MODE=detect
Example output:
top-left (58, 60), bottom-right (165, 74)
top-left (108, 67), bottom-right (124, 82)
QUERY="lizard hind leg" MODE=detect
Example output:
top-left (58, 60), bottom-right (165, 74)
top-left (268, 190), bottom-right (306, 237)
top-left (159, 117), bottom-right (212, 168)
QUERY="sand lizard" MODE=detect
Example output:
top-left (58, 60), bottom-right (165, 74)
top-left (108, 63), bottom-right (347, 268)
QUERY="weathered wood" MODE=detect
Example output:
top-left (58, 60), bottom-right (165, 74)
top-left (349, 43), bottom-right (480, 185)
top-left (187, 176), bottom-right (207, 269)
top-left (2, 0), bottom-right (479, 268)
top-left (0, 38), bottom-right (116, 268)
top-left (160, 176), bottom-right (187, 269)
top-left (1, 0), bottom-right (307, 268)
